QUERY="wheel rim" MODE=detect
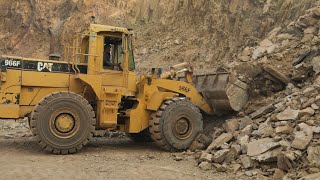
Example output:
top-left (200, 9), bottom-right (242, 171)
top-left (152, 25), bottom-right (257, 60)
top-left (172, 115), bottom-right (193, 140)
top-left (55, 113), bottom-right (75, 133)
top-left (49, 108), bottom-right (80, 139)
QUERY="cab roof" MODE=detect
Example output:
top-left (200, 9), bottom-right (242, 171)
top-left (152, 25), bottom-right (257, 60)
top-left (89, 24), bottom-right (131, 34)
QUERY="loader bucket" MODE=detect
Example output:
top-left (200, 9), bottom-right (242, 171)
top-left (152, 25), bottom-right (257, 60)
top-left (193, 72), bottom-right (248, 113)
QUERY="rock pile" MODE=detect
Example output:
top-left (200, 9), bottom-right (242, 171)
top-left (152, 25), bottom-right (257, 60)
top-left (191, 84), bottom-right (320, 179)
top-left (189, 5), bottom-right (320, 179)
top-left (231, 5), bottom-right (320, 98)
top-left (0, 118), bottom-right (31, 138)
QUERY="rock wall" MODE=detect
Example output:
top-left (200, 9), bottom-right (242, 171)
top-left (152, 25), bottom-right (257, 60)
top-left (0, 0), bottom-right (318, 73)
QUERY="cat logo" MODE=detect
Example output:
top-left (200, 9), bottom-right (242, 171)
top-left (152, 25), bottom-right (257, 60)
top-left (37, 62), bottom-right (53, 72)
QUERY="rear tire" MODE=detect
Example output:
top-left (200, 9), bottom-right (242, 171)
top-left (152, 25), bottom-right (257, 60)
top-left (30, 92), bottom-right (96, 154)
top-left (149, 98), bottom-right (203, 152)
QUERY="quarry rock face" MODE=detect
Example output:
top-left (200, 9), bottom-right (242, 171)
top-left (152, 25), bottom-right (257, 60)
top-left (0, 0), bottom-right (318, 74)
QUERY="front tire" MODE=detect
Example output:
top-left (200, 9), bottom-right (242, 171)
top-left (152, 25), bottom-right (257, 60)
top-left (149, 98), bottom-right (203, 152)
top-left (30, 92), bottom-right (96, 154)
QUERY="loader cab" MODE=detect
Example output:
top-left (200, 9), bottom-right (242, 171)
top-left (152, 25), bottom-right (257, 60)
top-left (84, 26), bottom-right (135, 73)
top-left (83, 24), bottom-right (137, 95)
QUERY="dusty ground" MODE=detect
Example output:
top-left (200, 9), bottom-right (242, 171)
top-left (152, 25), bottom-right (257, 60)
top-left (0, 119), bottom-right (249, 180)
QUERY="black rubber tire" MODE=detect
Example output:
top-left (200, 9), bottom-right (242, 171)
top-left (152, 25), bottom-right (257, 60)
top-left (127, 129), bottom-right (152, 142)
top-left (30, 91), bottom-right (96, 155)
top-left (149, 98), bottom-right (203, 152)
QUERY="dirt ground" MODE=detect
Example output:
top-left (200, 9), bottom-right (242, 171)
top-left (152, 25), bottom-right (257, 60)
top-left (0, 119), bottom-right (249, 180)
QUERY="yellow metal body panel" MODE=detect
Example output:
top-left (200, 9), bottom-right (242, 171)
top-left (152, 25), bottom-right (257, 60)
top-left (0, 69), bottom-right (21, 118)
top-left (0, 105), bottom-right (20, 118)
top-left (126, 99), bottom-right (151, 133)
top-left (22, 71), bottom-right (69, 87)
top-left (19, 106), bottom-right (34, 117)
top-left (20, 87), bottom-right (68, 106)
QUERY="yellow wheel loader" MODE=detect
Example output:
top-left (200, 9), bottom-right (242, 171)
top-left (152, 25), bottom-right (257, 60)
top-left (0, 24), bottom-right (248, 154)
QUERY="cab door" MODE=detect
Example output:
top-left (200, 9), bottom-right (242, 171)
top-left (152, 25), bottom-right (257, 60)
top-left (96, 34), bottom-right (124, 129)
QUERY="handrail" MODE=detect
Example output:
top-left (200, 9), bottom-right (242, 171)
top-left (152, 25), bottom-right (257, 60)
top-left (63, 33), bottom-right (99, 74)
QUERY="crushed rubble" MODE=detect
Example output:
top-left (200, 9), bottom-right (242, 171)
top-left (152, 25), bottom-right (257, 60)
top-left (186, 4), bottom-right (320, 179)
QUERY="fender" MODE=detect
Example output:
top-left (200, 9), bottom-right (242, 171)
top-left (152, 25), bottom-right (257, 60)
top-left (76, 74), bottom-right (102, 99)
top-left (146, 91), bottom-right (179, 111)
top-left (150, 78), bottom-right (213, 114)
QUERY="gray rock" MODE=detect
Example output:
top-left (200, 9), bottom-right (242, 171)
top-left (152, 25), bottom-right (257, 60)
top-left (266, 45), bottom-right (276, 54)
top-left (256, 174), bottom-right (269, 180)
top-left (304, 27), bottom-right (318, 35)
top-left (252, 47), bottom-right (266, 60)
top-left (238, 135), bottom-right (250, 146)
top-left (240, 125), bottom-right (253, 136)
top-left (301, 33), bottom-right (314, 43)
top-left (189, 140), bottom-right (205, 151)
top-left (309, 168), bottom-right (320, 174)
top-left (313, 126), bottom-right (320, 133)
top-left (276, 107), bottom-right (299, 121)
top-left (307, 146), bottom-right (320, 167)
top-left (277, 153), bottom-right (293, 171)
top-left (4, 134), bottom-right (14, 139)
top-left (311, 103), bottom-right (319, 110)
top-left (244, 169), bottom-right (260, 177)
top-left (207, 133), bottom-right (233, 151)
top-left (198, 161), bottom-right (212, 171)
top-left (264, 65), bottom-right (292, 85)
top-left (279, 140), bottom-right (291, 150)
top-left (212, 163), bottom-right (228, 172)
top-left (259, 39), bottom-right (273, 47)
top-left (303, 87), bottom-right (318, 97)
top-left (173, 155), bottom-right (183, 161)
top-left (258, 122), bottom-right (274, 138)
top-left (300, 172), bottom-right (320, 180)
top-left (239, 116), bottom-right (253, 130)
top-left (93, 130), bottom-right (107, 137)
top-left (299, 107), bottom-right (315, 117)
top-left (273, 169), bottom-right (285, 180)
top-left (239, 55), bottom-right (250, 62)
top-left (277, 33), bottom-right (298, 41)
top-left (299, 123), bottom-right (314, 136)
top-left (224, 145), bottom-right (241, 163)
top-left (199, 152), bottom-right (213, 162)
top-left (212, 149), bottom-right (230, 163)
top-left (275, 125), bottom-right (293, 135)
top-left (259, 39), bottom-right (276, 54)
top-left (249, 104), bottom-right (275, 119)
top-left (247, 138), bottom-right (280, 156)
top-left (313, 6), bottom-right (320, 16)
top-left (196, 133), bottom-right (212, 147)
top-left (230, 163), bottom-right (241, 173)
top-left (222, 119), bottom-right (239, 133)
top-left (311, 56), bottom-right (320, 74)
top-left (254, 147), bottom-right (283, 162)
top-left (291, 131), bottom-right (312, 150)
top-left (240, 155), bottom-right (254, 169)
